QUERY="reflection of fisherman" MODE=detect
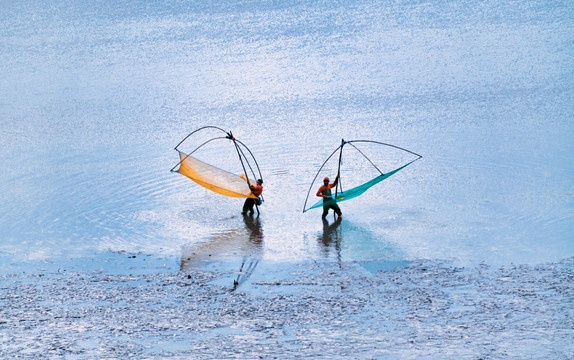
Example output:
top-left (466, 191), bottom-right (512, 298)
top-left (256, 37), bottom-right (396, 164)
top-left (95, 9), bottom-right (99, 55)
top-left (319, 216), bottom-right (342, 255)
top-left (316, 175), bottom-right (342, 218)
top-left (242, 212), bottom-right (264, 246)
top-left (242, 179), bottom-right (263, 215)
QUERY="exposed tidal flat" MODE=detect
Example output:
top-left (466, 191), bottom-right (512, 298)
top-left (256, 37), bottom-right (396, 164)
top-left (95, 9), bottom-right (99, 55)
top-left (1, 254), bottom-right (572, 359)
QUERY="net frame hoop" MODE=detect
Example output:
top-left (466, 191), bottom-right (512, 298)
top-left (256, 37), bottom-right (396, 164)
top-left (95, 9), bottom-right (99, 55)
top-left (302, 139), bottom-right (422, 213)
top-left (302, 143), bottom-right (345, 212)
top-left (346, 140), bottom-right (422, 159)
top-left (171, 126), bottom-right (264, 191)
top-left (173, 125), bottom-right (229, 151)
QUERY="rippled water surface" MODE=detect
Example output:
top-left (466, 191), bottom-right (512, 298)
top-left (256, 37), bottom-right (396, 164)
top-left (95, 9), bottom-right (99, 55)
top-left (2, 1), bottom-right (573, 358)
top-left (1, 0), bottom-right (573, 268)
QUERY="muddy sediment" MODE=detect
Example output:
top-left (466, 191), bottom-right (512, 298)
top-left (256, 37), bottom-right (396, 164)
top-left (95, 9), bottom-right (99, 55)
top-left (1, 257), bottom-right (572, 359)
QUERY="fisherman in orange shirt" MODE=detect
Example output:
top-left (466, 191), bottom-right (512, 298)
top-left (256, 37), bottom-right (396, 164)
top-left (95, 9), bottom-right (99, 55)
top-left (317, 175), bottom-right (342, 219)
top-left (242, 179), bottom-right (263, 215)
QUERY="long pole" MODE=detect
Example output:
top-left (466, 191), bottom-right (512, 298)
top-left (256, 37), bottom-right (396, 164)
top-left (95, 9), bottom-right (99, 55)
top-left (334, 139), bottom-right (345, 206)
top-left (234, 142), bottom-right (262, 215)
top-left (231, 136), bottom-right (259, 215)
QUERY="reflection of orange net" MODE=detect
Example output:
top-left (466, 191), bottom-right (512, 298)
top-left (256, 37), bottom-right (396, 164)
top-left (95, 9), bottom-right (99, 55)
top-left (176, 151), bottom-right (258, 199)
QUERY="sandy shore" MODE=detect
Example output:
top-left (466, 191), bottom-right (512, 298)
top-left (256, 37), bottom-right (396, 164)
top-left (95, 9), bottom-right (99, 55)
top-left (1, 255), bottom-right (573, 359)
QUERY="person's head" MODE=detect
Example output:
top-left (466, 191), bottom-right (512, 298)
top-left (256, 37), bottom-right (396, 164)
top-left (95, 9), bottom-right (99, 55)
top-left (323, 177), bottom-right (329, 184)
top-left (257, 179), bottom-right (263, 185)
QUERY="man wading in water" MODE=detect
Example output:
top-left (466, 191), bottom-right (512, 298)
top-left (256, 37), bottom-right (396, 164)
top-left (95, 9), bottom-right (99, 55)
top-left (242, 179), bottom-right (263, 215)
top-left (316, 175), bottom-right (342, 219)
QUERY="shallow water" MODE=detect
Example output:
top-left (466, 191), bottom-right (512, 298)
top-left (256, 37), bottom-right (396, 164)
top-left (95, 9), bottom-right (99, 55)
top-left (1, 0), bottom-right (572, 269)
top-left (1, 0), bottom-right (573, 357)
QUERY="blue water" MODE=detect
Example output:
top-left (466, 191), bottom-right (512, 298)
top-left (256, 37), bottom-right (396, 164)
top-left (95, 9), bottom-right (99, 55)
top-left (1, 0), bottom-right (573, 268)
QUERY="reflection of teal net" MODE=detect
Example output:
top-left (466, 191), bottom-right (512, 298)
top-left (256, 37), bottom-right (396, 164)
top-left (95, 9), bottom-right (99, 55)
top-left (306, 160), bottom-right (417, 210)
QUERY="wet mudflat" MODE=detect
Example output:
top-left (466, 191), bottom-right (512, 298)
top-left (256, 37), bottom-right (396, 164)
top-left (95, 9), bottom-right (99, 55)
top-left (1, 255), bottom-right (572, 359)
